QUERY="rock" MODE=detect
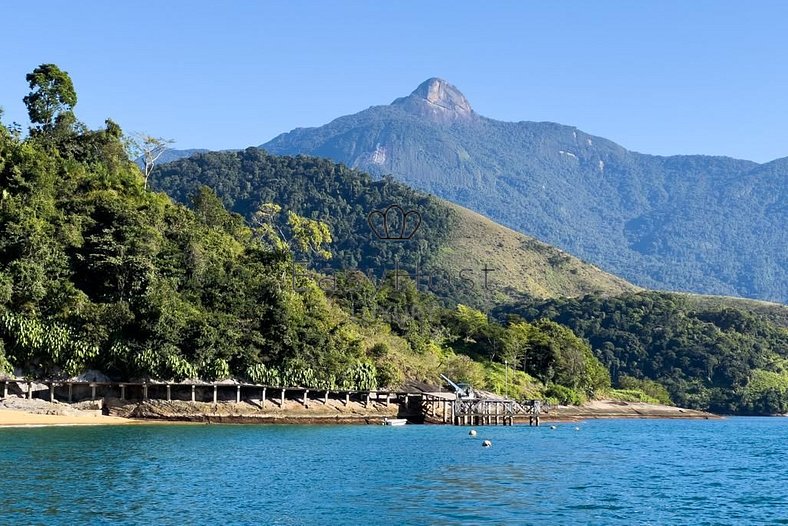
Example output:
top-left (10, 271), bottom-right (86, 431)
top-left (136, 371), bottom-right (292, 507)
top-left (392, 78), bottom-right (475, 123)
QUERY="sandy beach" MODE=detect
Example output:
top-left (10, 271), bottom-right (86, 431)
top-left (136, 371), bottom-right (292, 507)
top-left (0, 408), bottom-right (133, 426)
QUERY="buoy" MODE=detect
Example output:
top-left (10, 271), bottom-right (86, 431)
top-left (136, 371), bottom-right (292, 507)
top-left (574, 426), bottom-right (580, 431)
top-left (482, 440), bottom-right (492, 448)
top-left (469, 429), bottom-right (477, 437)
top-left (550, 425), bottom-right (557, 430)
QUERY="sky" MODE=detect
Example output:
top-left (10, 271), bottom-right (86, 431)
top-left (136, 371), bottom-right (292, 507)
top-left (2, 1), bottom-right (787, 162)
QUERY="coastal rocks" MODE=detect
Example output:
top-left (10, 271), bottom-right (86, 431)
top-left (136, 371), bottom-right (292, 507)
top-left (0, 396), bottom-right (91, 417)
top-left (544, 400), bottom-right (717, 421)
top-left (107, 397), bottom-right (405, 424)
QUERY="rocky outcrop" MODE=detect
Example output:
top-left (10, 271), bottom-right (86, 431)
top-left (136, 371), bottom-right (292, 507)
top-left (107, 398), bottom-right (406, 425)
top-left (391, 77), bottom-right (475, 123)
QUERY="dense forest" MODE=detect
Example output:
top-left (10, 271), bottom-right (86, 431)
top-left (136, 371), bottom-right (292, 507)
top-left (498, 292), bottom-right (788, 414)
top-left (153, 149), bottom-right (454, 274)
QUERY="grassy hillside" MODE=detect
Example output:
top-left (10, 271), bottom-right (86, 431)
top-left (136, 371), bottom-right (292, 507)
top-left (437, 203), bottom-right (637, 302)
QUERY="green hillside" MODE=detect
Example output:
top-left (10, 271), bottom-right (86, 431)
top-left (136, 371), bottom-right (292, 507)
top-left (262, 78), bottom-right (788, 303)
top-left (151, 148), bottom-right (638, 306)
top-left (497, 292), bottom-right (788, 414)
top-left (0, 64), bottom-right (618, 404)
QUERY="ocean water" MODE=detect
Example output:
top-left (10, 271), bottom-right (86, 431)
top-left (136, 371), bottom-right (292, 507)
top-left (1, 418), bottom-right (787, 525)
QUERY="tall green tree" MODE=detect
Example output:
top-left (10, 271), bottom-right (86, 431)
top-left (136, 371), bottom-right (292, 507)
top-left (23, 64), bottom-right (77, 136)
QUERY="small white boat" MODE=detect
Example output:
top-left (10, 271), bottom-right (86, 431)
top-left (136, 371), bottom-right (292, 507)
top-left (383, 418), bottom-right (408, 426)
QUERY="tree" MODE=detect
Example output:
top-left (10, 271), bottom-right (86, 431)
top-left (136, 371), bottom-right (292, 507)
top-left (503, 321), bottom-right (533, 370)
top-left (127, 133), bottom-right (174, 189)
top-left (287, 211), bottom-right (332, 260)
top-left (23, 64), bottom-right (77, 136)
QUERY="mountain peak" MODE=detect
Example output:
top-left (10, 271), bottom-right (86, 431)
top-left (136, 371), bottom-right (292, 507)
top-left (392, 77), bottom-right (474, 122)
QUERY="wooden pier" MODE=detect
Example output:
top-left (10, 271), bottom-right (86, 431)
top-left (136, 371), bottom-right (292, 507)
top-left (421, 393), bottom-right (544, 426)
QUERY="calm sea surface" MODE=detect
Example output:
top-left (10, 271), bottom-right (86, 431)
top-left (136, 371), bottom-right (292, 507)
top-left (1, 418), bottom-right (787, 525)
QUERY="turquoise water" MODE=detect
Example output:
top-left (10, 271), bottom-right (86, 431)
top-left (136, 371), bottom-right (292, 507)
top-left (1, 418), bottom-right (787, 525)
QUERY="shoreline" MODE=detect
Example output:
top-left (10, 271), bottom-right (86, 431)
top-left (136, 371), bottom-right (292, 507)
top-left (541, 399), bottom-right (719, 421)
top-left (1, 396), bottom-right (719, 427)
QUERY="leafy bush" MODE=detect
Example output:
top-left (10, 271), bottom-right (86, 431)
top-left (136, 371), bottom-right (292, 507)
top-left (544, 384), bottom-right (585, 406)
top-left (606, 388), bottom-right (660, 404)
top-left (618, 376), bottom-right (672, 405)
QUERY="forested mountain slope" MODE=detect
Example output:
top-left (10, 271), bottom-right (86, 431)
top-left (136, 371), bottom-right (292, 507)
top-left (263, 78), bottom-right (787, 303)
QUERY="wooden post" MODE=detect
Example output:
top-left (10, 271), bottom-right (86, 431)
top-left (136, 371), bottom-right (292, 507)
top-left (303, 390), bottom-right (309, 408)
top-left (236, 385), bottom-right (241, 403)
top-left (120, 384), bottom-right (126, 401)
top-left (281, 388), bottom-right (286, 407)
top-left (68, 383), bottom-right (73, 403)
top-left (27, 381), bottom-right (32, 399)
top-left (166, 384), bottom-right (171, 401)
top-left (345, 392), bottom-right (350, 406)
top-left (49, 383), bottom-right (55, 403)
top-left (212, 385), bottom-right (218, 404)
top-left (90, 384), bottom-right (96, 401)
top-left (191, 385), bottom-right (196, 403)
top-left (143, 383), bottom-right (149, 401)
top-left (261, 387), bottom-right (266, 409)
top-left (386, 392), bottom-right (391, 407)
top-left (365, 392), bottom-right (370, 408)
top-left (2, 381), bottom-right (6, 399)
top-left (324, 391), bottom-right (329, 405)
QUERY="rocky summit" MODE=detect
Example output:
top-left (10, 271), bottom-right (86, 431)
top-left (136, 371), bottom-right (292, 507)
top-left (391, 77), bottom-right (475, 122)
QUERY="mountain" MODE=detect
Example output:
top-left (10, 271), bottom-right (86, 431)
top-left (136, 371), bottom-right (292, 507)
top-left (262, 78), bottom-right (788, 303)
top-left (151, 148), bottom-right (637, 307)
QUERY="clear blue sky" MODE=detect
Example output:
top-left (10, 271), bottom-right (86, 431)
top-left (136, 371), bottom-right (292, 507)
top-left (2, 1), bottom-right (787, 162)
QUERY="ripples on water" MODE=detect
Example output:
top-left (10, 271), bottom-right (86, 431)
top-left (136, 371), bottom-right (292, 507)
top-left (1, 418), bottom-right (787, 525)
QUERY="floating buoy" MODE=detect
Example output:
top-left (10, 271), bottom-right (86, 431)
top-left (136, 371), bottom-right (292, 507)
top-left (550, 425), bottom-right (557, 430)
top-left (469, 429), bottom-right (477, 437)
top-left (574, 426), bottom-right (580, 431)
top-left (482, 440), bottom-right (492, 448)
